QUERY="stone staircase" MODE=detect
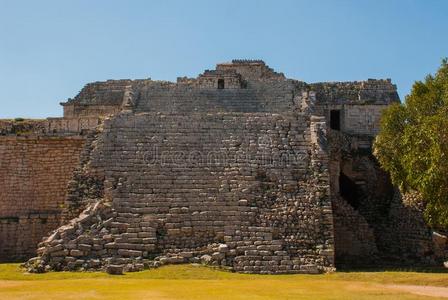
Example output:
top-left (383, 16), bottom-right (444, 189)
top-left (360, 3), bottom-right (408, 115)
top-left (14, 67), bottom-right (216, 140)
top-left (29, 111), bottom-right (334, 274)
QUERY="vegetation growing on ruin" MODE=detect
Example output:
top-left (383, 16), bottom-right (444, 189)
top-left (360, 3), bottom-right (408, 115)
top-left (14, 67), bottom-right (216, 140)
top-left (374, 59), bottom-right (448, 228)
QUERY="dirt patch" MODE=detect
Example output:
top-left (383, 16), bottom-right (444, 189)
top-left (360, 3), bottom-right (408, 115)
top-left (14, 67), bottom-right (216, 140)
top-left (383, 284), bottom-right (448, 298)
top-left (0, 281), bottom-right (23, 288)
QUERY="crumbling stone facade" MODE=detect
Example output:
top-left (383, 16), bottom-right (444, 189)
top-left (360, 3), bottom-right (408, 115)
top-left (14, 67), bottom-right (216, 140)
top-left (0, 60), bottom-right (443, 273)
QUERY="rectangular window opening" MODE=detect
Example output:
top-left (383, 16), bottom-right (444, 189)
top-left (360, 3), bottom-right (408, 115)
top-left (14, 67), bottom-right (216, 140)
top-left (218, 79), bottom-right (225, 89)
top-left (330, 110), bottom-right (341, 131)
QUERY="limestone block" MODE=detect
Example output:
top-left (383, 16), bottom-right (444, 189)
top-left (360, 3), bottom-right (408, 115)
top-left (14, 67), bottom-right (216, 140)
top-left (106, 265), bottom-right (124, 275)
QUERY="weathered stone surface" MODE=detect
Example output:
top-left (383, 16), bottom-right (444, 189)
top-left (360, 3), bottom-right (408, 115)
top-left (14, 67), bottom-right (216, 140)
top-left (0, 136), bottom-right (86, 261)
top-left (2, 60), bottom-right (443, 273)
top-left (106, 265), bottom-right (123, 275)
top-left (200, 255), bottom-right (212, 264)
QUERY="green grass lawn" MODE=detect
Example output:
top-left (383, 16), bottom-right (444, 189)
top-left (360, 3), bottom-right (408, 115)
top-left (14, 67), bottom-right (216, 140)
top-left (0, 263), bottom-right (447, 300)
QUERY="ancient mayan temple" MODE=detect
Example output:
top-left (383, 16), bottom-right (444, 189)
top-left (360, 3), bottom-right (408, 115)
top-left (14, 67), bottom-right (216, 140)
top-left (0, 60), bottom-right (441, 273)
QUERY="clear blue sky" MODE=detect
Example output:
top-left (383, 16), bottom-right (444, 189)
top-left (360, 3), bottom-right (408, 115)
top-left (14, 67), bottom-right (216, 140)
top-left (1, 0), bottom-right (447, 118)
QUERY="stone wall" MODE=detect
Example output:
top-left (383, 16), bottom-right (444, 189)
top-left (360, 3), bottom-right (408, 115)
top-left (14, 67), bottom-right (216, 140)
top-left (328, 130), bottom-right (437, 267)
top-left (132, 79), bottom-right (306, 114)
top-left (310, 79), bottom-right (399, 105)
top-left (342, 105), bottom-right (387, 135)
top-left (332, 196), bottom-right (378, 266)
top-left (4, 60), bottom-right (438, 272)
top-left (0, 135), bottom-right (86, 261)
top-left (382, 191), bottom-right (435, 264)
top-left (63, 105), bottom-right (122, 118)
top-left (62, 80), bottom-right (134, 118)
top-left (29, 112), bottom-right (335, 274)
top-left (0, 215), bottom-right (61, 262)
top-left (0, 118), bottom-right (100, 135)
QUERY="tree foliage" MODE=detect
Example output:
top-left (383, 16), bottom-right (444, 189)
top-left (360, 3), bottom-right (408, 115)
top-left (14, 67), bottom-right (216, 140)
top-left (374, 59), bottom-right (448, 228)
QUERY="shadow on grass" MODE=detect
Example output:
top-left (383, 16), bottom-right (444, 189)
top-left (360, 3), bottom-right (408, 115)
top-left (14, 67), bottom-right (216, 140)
top-left (336, 266), bottom-right (448, 274)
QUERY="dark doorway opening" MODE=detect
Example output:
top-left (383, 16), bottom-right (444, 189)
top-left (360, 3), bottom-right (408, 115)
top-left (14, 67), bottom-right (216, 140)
top-left (339, 172), bottom-right (361, 210)
top-left (330, 110), bottom-right (341, 130)
top-left (218, 79), bottom-right (225, 89)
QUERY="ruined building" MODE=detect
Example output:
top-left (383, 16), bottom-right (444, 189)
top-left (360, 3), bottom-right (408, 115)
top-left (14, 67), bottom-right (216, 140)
top-left (0, 60), bottom-right (441, 273)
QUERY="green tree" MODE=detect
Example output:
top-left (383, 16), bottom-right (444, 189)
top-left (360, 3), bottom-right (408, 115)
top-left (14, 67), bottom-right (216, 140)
top-left (374, 59), bottom-right (448, 228)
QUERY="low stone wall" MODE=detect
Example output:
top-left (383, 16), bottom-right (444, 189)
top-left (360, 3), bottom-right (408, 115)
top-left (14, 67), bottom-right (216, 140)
top-left (0, 118), bottom-right (100, 135)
